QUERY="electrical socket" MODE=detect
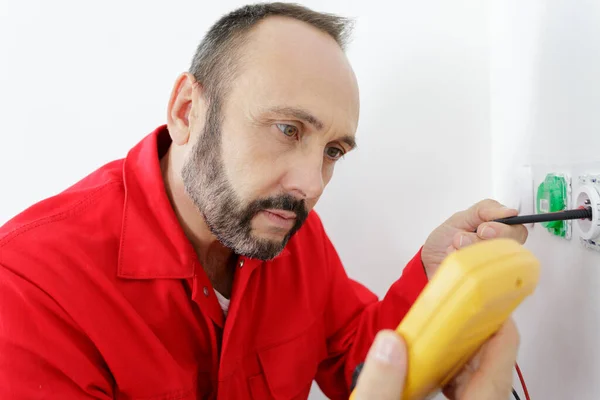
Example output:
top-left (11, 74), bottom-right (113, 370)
top-left (573, 175), bottom-right (600, 252)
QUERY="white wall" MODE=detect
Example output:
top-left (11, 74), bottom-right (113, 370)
top-left (491, 1), bottom-right (600, 399)
top-left (0, 1), bottom-right (490, 399)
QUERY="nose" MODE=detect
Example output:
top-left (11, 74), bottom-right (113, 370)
top-left (281, 152), bottom-right (325, 201)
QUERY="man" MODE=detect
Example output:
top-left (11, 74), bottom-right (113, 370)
top-left (0, 2), bottom-right (527, 399)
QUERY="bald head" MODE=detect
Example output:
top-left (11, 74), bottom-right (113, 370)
top-left (189, 2), bottom-right (354, 104)
top-left (230, 15), bottom-right (360, 137)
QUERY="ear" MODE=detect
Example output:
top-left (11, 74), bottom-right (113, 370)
top-left (166, 72), bottom-right (206, 146)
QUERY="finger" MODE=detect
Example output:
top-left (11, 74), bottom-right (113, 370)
top-left (477, 319), bottom-right (520, 375)
top-left (442, 360), bottom-right (475, 399)
top-left (442, 339), bottom-right (486, 399)
top-left (476, 221), bottom-right (529, 244)
top-left (452, 232), bottom-right (483, 250)
top-left (464, 321), bottom-right (519, 400)
top-left (453, 199), bottom-right (518, 231)
top-left (449, 319), bottom-right (520, 400)
top-left (352, 330), bottom-right (407, 400)
top-left (476, 200), bottom-right (519, 223)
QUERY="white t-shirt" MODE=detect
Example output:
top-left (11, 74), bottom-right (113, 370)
top-left (214, 289), bottom-right (230, 317)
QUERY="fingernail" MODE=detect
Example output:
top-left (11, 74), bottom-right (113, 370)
top-left (370, 334), bottom-right (403, 366)
top-left (459, 235), bottom-right (471, 248)
top-left (480, 226), bottom-right (496, 239)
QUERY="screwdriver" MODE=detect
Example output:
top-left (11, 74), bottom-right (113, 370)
top-left (490, 206), bottom-right (592, 226)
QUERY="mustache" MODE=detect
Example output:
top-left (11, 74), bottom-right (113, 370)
top-left (248, 194), bottom-right (308, 220)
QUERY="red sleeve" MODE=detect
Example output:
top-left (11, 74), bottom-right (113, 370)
top-left (314, 228), bottom-right (428, 399)
top-left (347, 278), bottom-right (379, 304)
top-left (0, 263), bottom-right (114, 399)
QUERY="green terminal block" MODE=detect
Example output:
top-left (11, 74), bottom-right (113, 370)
top-left (536, 173), bottom-right (571, 238)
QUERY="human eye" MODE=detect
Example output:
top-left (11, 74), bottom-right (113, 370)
top-left (325, 146), bottom-right (345, 161)
top-left (276, 123), bottom-right (299, 138)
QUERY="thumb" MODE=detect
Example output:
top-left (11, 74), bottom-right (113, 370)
top-left (351, 330), bottom-right (408, 400)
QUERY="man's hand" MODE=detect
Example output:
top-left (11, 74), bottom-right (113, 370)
top-left (352, 319), bottom-right (520, 400)
top-left (443, 319), bottom-right (520, 400)
top-left (421, 199), bottom-right (528, 278)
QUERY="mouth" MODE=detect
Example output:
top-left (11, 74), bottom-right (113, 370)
top-left (263, 209), bottom-right (297, 220)
top-left (258, 209), bottom-right (297, 231)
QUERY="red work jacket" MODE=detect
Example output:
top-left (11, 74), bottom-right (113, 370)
top-left (0, 126), bottom-right (428, 400)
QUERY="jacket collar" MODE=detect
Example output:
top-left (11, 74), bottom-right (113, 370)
top-left (117, 125), bottom-right (197, 279)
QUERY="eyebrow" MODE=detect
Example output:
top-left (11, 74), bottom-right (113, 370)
top-left (339, 135), bottom-right (357, 150)
top-left (265, 106), bottom-right (357, 150)
top-left (267, 106), bottom-right (325, 130)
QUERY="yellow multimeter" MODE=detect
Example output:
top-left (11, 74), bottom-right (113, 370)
top-left (350, 238), bottom-right (540, 400)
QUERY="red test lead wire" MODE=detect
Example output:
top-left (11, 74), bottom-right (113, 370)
top-left (515, 363), bottom-right (531, 400)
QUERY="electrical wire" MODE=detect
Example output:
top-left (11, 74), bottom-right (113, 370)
top-left (512, 388), bottom-right (522, 400)
top-left (515, 362), bottom-right (531, 400)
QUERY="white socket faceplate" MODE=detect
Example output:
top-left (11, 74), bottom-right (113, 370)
top-left (573, 176), bottom-right (600, 248)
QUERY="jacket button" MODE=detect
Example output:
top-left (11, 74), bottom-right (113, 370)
top-left (203, 287), bottom-right (209, 297)
top-left (239, 259), bottom-right (245, 268)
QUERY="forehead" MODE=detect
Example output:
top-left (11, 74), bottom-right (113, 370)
top-left (229, 16), bottom-right (360, 135)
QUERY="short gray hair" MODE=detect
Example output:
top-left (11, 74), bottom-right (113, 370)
top-left (189, 2), bottom-right (354, 104)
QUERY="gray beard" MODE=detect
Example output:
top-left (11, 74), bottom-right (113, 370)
top-left (180, 102), bottom-right (307, 260)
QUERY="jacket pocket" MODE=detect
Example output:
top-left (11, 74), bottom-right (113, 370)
top-left (249, 322), bottom-right (327, 399)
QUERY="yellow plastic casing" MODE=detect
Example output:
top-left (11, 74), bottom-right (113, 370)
top-left (351, 238), bottom-right (540, 400)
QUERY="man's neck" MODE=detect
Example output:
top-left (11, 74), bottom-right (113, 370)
top-left (160, 146), bottom-right (235, 297)
top-left (201, 244), bottom-right (237, 298)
